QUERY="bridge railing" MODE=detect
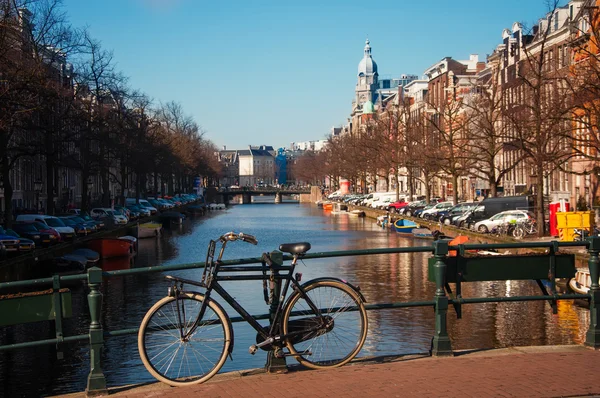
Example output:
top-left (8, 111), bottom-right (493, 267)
top-left (0, 238), bottom-right (599, 396)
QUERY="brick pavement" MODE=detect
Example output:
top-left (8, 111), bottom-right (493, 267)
top-left (57, 345), bottom-right (600, 398)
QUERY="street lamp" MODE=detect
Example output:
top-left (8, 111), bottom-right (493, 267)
top-left (34, 179), bottom-right (42, 213)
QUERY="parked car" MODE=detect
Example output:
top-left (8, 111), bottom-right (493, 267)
top-left (1, 228), bottom-right (35, 252)
top-left (15, 214), bottom-right (75, 241)
top-left (473, 210), bottom-right (535, 233)
top-left (58, 216), bottom-right (95, 236)
top-left (0, 227), bottom-right (22, 254)
top-left (387, 200), bottom-right (409, 213)
top-left (90, 208), bottom-right (128, 225)
top-left (76, 212), bottom-right (105, 230)
top-left (126, 204), bottom-right (151, 217)
top-left (10, 222), bottom-right (47, 246)
top-left (420, 201), bottom-right (454, 220)
top-left (403, 200), bottom-right (428, 217)
top-left (125, 198), bottom-right (158, 214)
top-left (438, 203), bottom-right (479, 225)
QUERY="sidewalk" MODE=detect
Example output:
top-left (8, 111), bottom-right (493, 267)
top-left (57, 345), bottom-right (600, 398)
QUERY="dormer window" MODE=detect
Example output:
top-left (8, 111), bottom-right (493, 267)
top-left (570, 4), bottom-right (573, 20)
top-left (554, 13), bottom-right (559, 31)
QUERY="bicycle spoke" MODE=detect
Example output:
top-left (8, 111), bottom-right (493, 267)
top-left (139, 295), bottom-right (229, 386)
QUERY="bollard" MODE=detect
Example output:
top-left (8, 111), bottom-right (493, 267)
top-left (585, 236), bottom-right (600, 349)
top-left (430, 240), bottom-right (453, 356)
top-left (265, 250), bottom-right (288, 373)
top-left (85, 267), bottom-right (108, 396)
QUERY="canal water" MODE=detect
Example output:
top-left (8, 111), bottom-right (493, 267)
top-left (0, 202), bottom-right (591, 397)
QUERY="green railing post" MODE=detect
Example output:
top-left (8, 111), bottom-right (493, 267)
top-left (85, 267), bottom-right (107, 396)
top-left (265, 250), bottom-right (287, 373)
top-left (585, 236), bottom-right (600, 349)
top-left (431, 240), bottom-right (453, 356)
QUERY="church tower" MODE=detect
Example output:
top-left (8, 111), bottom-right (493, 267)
top-left (355, 39), bottom-right (378, 111)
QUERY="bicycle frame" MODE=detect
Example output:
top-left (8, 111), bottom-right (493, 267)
top-left (170, 238), bottom-right (323, 348)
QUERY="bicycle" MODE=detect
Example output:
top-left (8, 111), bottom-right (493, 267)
top-left (137, 231), bottom-right (368, 386)
top-left (512, 219), bottom-right (537, 240)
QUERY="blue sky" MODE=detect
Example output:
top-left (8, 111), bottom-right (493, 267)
top-left (61, 0), bottom-right (564, 150)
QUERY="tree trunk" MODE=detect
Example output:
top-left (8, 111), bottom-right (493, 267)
top-left (536, 163), bottom-right (545, 237)
top-left (2, 156), bottom-right (13, 228)
top-left (452, 174), bottom-right (459, 205)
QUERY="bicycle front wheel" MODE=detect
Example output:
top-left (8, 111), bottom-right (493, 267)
top-left (282, 280), bottom-right (368, 369)
top-left (138, 293), bottom-right (231, 386)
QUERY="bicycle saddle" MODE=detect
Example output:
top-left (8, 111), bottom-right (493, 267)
top-left (279, 242), bottom-right (311, 255)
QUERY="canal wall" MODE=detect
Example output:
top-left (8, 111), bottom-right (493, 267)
top-left (346, 203), bottom-right (591, 268)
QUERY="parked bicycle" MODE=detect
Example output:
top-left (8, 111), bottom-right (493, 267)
top-left (512, 219), bottom-right (537, 240)
top-left (137, 232), bottom-right (368, 386)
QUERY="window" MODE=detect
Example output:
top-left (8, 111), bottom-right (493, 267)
top-left (554, 13), bottom-right (559, 31)
top-left (570, 5), bottom-right (573, 20)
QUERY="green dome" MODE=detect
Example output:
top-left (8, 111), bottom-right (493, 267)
top-left (362, 100), bottom-right (375, 114)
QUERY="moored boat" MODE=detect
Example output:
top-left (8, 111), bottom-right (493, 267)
top-left (54, 254), bottom-right (88, 270)
top-left (71, 248), bottom-right (100, 266)
top-left (133, 222), bottom-right (162, 239)
top-left (118, 236), bottom-right (138, 253)
top-left (393, 219), bottom-right (419, 234)
top-left (412, 228), bottom-right (433, 238)
top-left (187, 205), bottom-right (206, 215)
top-left (87, 238), bottom-right (133, 259)
top-left (349, 210), bottom-right (365, 217)
top-left (160, 211), bottom-right (185, 225)
top-left (569, 270), bottom-right (595, 295)
top-left (322, 202), bottom-right (333, 211)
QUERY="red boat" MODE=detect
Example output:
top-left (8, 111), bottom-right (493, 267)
top-left (87, 238), bottom-right (133, 259)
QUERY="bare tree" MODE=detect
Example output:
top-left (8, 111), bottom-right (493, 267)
top-left (504, 1), bottom-right (574, 235)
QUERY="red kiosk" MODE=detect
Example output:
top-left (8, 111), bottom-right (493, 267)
top-left (549, 200), bottom-right (570, 237)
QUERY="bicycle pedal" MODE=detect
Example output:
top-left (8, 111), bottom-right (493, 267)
top-left (249, 345), bottom-right (258, 355)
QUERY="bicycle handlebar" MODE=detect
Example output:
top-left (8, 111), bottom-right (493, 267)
top-left (220, 231), bottom-right (258, 245)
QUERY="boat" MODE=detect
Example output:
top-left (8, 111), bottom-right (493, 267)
top-left (349, 210), bottom-right (365, 217)
top-left (118, 236), bottom-right (138, 253)
top-left (87, 238), bottom-right (133, 259)
top-left (412, 228), bottom-right (433, 238)
top-left (71, 248), bottom-right (100, 266)
top-left (134, 222), bottom-right (162, 239)
top-left (412, 229), bottom-right (452, 240)
top-left (569, 270), bottom-right (596, 295)
top-left (160, 211), bottom-right (185, 225)
top-left (54, 254), bottom-right (88, 270)
top-left (448, 235), bottom-right (470, 257)
top-left (376, 215), bottom-right (389, 228)
top-left (187, 204), bottom-right (206, 215)
top-left (322, 202), bottom-right (333, 211)
top-left (393, 219), bottom-right (419, 234)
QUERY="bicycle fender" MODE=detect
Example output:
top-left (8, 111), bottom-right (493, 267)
top-left (184, 290), bottom-right (235, 356)
top-left (299, 277), bottom-right (367, 303)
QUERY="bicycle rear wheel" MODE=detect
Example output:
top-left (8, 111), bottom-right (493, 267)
top-left (138, 293), bottom-right (231, 386)
top-left (282, 280), bottom-right (368, 369)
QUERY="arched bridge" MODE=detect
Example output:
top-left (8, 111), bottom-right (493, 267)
top-left (219, 187), bottom-right (312, 204)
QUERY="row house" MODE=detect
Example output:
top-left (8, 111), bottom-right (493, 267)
top-left (218, 145), bottom-right (276, 187)
top-left (421, 55), bottom-right (485, 201)
top-left (489, 1), bottom-right (582, 203)
top-left (570, 0), bottom-right (600, 207)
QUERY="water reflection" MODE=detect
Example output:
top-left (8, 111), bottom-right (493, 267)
top-left (0, 203), bottom-right (592, 396)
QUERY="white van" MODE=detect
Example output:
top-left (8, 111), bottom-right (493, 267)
top-left (126, 198), bottom-right (158, 214)
top-left (370, 192), bottom-right (399, 209)
top-left (15, 214), bottom-right (75, 240)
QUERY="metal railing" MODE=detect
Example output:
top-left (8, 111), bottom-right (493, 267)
top-left (0, 238), bottom-right (599, 396)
